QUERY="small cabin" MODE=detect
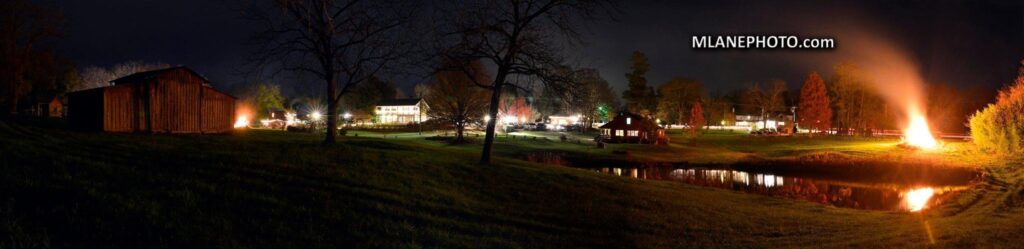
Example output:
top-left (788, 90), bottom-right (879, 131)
top-left (598, 113), bottom-right (667, 144)
top-left (22, 95), bottom-right (63, 118)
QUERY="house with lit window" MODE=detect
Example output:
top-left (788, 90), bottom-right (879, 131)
top-left (375, 98), bottom-right (428, 124)
top-left (598, 112), bottom-right (666, 144)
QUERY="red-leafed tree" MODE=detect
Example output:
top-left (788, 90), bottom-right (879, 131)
top-left (500, 96), bottom-right (531, 124)
top-left (798, 72), bottom-right (832, 134)
top-left (688, 100), bottom-right (704, 138)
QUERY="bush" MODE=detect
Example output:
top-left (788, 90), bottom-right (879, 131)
top-left (970, 64), bottom-right (1024, 155)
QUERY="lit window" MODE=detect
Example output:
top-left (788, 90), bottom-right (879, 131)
top-left (627, 130), bottom-right (639, 136)
top-left (626, 118), bottom-right (631, 125)
top-left (602, 129), bottom-right (610, 135)
top-left (615, 130), bottom-right (624, 136)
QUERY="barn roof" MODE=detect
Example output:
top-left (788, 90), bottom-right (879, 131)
top-left (377, 98), bottom-right (422, 106)
top-left (599, 112), bottom-right (662, 130)
top-left (110, 66), bottom-right (211, 84)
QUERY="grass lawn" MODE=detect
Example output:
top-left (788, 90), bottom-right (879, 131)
top-left (2, 122), bottom-right (1023, 248)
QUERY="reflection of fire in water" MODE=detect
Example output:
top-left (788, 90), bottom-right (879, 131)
top-left (596, 167), bottom-right (974, 211)
top-left (903, 187), bottom-right (935, 212)
top-left (902, 114), bottom-right (938, 149)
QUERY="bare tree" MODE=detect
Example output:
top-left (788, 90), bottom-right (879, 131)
top-left (248, 0), bottom-right (417, 144)
top-left (0, 0), bottom-right (62, 114)
top-left (75, 61), bottom-right (171, 91)
top-left (427, 59), bottom-right (490, 142)
top-left (743, 80), bottom-right (787, 129)
top-left (440, 0), bottom-right (615, 164)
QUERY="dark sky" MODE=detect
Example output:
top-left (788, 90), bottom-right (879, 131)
top-left (52, 0), bottom-right (1024, 98)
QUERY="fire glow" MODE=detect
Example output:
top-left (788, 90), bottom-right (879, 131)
top-left (234, 103), bottom-right (253, 129)
top-left (903, 187), bottom-right (935, 212)
top-left (902, 114), bottom-right (938, 149)
top-left (234, 114), bottom-right (250, 128)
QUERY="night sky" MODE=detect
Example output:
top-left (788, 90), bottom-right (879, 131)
top-left (53, 0), bottom-right (1024, 98)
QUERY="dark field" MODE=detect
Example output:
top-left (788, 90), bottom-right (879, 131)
top-left (2, 122), bottom-right (1024, 248)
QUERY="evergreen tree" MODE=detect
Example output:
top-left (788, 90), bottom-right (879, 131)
top-left (798, 72), bottom-right (832, 134)
top-left (623, 51), bottom-right (650, 114)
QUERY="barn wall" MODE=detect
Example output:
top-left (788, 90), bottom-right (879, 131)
top-left (150, 70), bottom-right (203, 133)
top-left (201, 87), bottom-right (235, 133)
top-left (103, 84), bottom-right (138, 132)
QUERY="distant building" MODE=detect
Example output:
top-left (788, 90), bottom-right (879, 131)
top-left (375, 98), bottom-right (428, 124)
top-left (548, 115), bottom-right (580, 126)
top-left (598, 113), bottom-right (667, 144)
top-left (735, 113), bottom-right (793, 131)
top-left (22, 95), bottom-right (63, 118)
top-left (68, 67), bottom-right (236, 133)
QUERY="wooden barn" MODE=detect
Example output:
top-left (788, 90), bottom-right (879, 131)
top-left (598, 113), bottom-right (667, 144)
top-left (68, 67), bottom-right (236, 133)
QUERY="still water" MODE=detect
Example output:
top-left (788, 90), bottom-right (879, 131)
top-left (594, 167), bottom-right (975, 212)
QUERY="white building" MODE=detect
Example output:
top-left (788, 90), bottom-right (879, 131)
top-left (375, 98), bottom-right (429, 124)
top-left (735, 114), bottom-right (793, 130)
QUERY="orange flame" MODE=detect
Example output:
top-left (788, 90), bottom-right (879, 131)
top-left (903, 113), bottom-right (938, 149)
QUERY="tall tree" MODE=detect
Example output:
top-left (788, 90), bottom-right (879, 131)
top-left (623, 51), bottom-right (651, 115)
top-left (0, 0), bottom-right (63, 115)
top-left (534, 87), bottom-right (565, 121)
top-left (440, 0), bottom-right (613, 164)
top-left (704, 93), bottom-right (734, 126)
top-left (656, 77), bottom-right (704, 125)
top-left (342, 75), bottom-right (399, 115)
top-left (569, 68), bottom-right (616, 131)
top-left (254, 83), bottom-right (286, 120)
top-left (249, 0), bottom-right (416, 144)
top-left (829, 63), bottom-right (888, 135)
top-left (743, 81), bottom-right (787, 128)
top-left (426, 59), bottom-right (490, 142)
top-left (798, 72), bottom-right (831, 134)
top-left (688, 100), bottom-right (704, 138)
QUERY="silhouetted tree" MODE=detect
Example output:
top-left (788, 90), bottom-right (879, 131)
top-left (426, 59), bottom-right (490, 142)
top-left (0, 0), bottom-right (63, 115)
top-left (623, 51), bottom-right (650, 114)
top-left (439, 0), bottom-right (615, 164)
top-left (249, 0), bottom-right (417, 144)
top-left (342, 76), bottom-right (399, 116)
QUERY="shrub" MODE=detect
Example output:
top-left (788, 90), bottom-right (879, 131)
top-left (969, 62), bottom-right (1024, 155)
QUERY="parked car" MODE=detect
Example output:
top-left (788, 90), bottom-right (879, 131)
top-left (533, 123), bottom-right (547, 131)
top-left (564, 124), bottom-right (584, 132)
top-left (750, 128), bottom-right (779, 136)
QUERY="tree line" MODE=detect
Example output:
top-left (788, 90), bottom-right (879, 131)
top-left (618, 51), bottom-right (987, 137)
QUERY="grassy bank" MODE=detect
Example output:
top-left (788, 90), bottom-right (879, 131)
top-left (1, 122), bottom-right (1023, 248)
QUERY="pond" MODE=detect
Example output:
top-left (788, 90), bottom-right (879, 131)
top-left (591, 165), bottom-right (979, 212)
